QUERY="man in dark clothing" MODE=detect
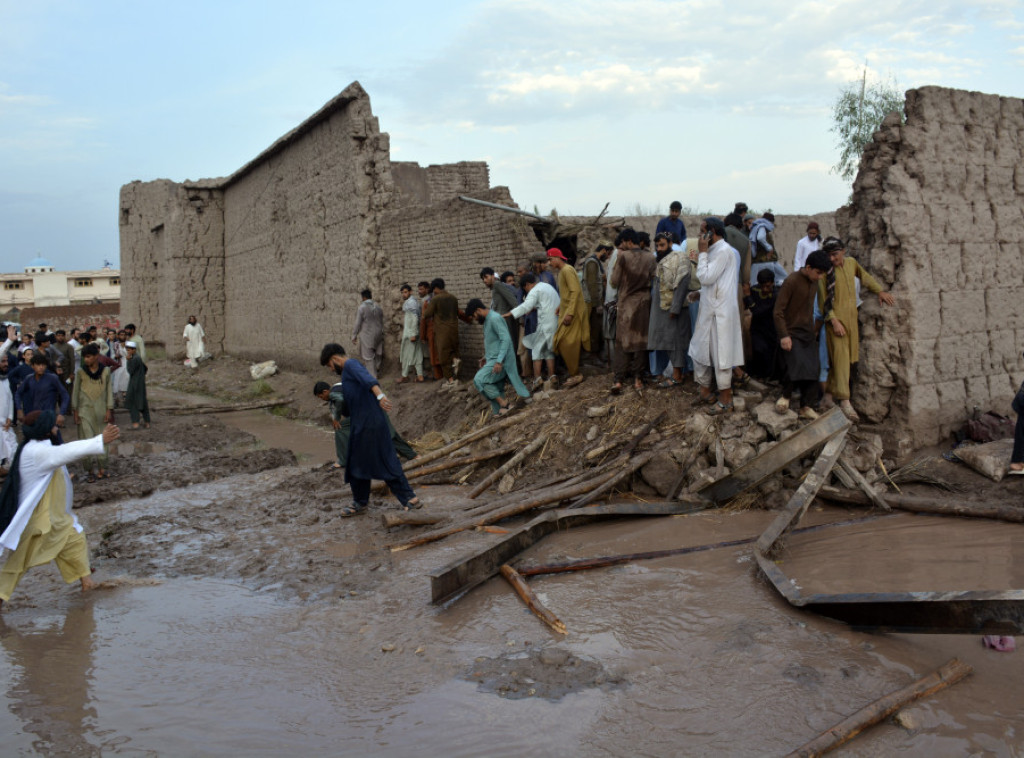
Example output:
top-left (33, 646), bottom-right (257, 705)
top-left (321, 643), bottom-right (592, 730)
top-left (773, 250), bottom-right (831, 418)
top-left (422, 278), bottom-right (467, 387)
top-left (319, 344), bottom-right (422, 516)
top-left (15, 354), bottom-right (70, 430)
top-left (53, 330), bottom-right (76, 390)
top-left (744, 269), bottom-right (782, 381)
top-left (655, 201), bottom-right (687, 246)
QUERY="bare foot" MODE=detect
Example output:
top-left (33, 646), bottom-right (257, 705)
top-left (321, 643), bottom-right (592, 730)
top-left (80, 575), bottom-right (96, 593)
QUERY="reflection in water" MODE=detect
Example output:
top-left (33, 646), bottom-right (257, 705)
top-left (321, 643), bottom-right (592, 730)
top-left (1, 604), bottom-right (99, 756)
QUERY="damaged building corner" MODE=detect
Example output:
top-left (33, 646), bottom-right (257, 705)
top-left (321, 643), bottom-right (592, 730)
top-left (120, 82), bottom-right (1024, 453)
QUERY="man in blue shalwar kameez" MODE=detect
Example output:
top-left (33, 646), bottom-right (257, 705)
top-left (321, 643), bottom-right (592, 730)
top-left (464, 299), bottom-right (531, 417)
top-left (319, 344), bottom-right (422, 517)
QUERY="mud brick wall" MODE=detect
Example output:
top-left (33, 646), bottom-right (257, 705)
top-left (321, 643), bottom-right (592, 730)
top-left (17, 303), bottom-right (121, 334)
top-left (839, 86), bottom-right (1024, 456)
top-left (220, 85), bottom-right (395, 369)
top-left (119, 180), bottom-right (226, 356)
top-left (391, 161), bottom-right (490, 209)
top-left (382, 187), bottom-right (543, 374)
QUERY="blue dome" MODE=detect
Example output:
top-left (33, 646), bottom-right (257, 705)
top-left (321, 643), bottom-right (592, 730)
top-left (26, 256), bottom-right (53, 268)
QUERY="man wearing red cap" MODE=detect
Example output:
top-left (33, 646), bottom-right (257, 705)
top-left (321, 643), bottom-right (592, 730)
top-left (546, 248), bottom-right (589, 387)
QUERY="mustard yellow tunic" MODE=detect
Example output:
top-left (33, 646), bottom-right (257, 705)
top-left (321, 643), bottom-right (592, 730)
top-left (552, 264), bottom-right (591, 376)
top-left (0, 473), bottom-right (90, 601)
top-left (817, 257), bottom-right (883, 400)
top-left (72, 366), bottom-right (112, 470)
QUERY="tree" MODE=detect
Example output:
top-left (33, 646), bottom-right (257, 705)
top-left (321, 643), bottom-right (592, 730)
top-left (830, 72), bottom-right (904, 183)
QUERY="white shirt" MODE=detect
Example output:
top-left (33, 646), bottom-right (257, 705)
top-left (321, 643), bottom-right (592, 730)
top-left (794, 236), bottom-right (820, 272)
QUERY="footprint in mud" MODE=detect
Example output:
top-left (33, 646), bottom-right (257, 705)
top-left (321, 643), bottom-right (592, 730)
top-left (464, 647), bottom-right (626, 701)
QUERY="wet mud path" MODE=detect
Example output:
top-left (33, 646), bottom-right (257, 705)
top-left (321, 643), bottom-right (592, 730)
top-left (2, 399), bottom-right (1023, 755)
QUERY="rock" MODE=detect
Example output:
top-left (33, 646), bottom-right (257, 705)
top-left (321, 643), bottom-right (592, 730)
top-left (722, 439), bottom-right (756, 469)
top-left (498, 473), bottom-right (515, 494)
top-left (720, 416), bottom-right (746, 440)
top-left (640, 452), bottom-right (680, 496)
top-left (741, 425), bottom-right (767, 446)
top-left (845, 432), bottom-right (884, 473)
top-left (732, 396), bottom-right (746, 412)
top-left (585, 424), bottom-right (599, 442)
top-left (586, 405), bottom-right (611, 418)
top-left (687, 410), bottom-right (714, 435)
top-left (758, 476), bottom-right (783, 497)
top-left (249, 360), bottom-right (277, 379)
top-left (381, 643), bottom-right (395, 652)
top-left (752, 400), bottom-right (799, 438)
top-left (757, 440), bottom-right (776, 455)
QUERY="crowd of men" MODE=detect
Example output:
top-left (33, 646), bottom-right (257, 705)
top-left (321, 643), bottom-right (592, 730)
top-left (371, 201), bottom-right (898, 425)
top-left (0, 321), bottom-right (152, 479)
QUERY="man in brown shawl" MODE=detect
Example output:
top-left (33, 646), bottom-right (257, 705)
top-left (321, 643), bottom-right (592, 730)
top-left (609, 228), bottom-right (657, 394)
top-left (421, 278), bottom-right (468, 389)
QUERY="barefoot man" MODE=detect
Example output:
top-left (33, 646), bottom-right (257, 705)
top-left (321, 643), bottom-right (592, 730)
top-left (0, 410), bottom-right (120, 610)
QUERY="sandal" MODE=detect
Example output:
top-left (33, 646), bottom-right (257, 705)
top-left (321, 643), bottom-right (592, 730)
top-left (403, 498), bottom-right (423, 511)
top-left (340, 503), bottom-right (368, 518)
top-left (707, 400), bottom-right (734, 416)
top-left (700, 392), bottom-right (718, 405)
top-left (656, 379), bottom-right (682, 389)
top-left (610, 383), bottom-right (622, 396)
top-left (85, 474), bottom-right (97, 484)
top-left (396, 377), bottom-right (408, 384)
top-left (734, 372), bottom-right (751, 387)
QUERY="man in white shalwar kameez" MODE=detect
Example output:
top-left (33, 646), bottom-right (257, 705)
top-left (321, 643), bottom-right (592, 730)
top-left (398, 284), bottom-right (424, 382)
top-left (0, 410), bottom-right (120, 609)
top-left (0, 346), bottom-right (16, 470)
top-left (688, 218), bottom-right (744, 415)
top-left (352, 289), bottom-right (384, 379)
top-left (506, 273), bottom-right (560, 389)
top-left (183, 315), bottom-right (206, 369)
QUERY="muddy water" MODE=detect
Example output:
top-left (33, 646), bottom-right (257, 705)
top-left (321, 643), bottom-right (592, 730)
top-left (782, 512), bottom-right (1024, 593)
top-left (4, 411), bottom-right (1024, 754)
top-left (216, 409), bottom-right (336, 465)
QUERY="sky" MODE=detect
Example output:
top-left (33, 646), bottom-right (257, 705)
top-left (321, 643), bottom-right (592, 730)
top-left (1, 0), bottom-right (1023, 272)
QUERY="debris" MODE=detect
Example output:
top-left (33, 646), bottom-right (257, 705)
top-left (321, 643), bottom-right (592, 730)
top-left (381, 512), bottom-right (444, 529)
top-left (753, 399), bottom-right (799, 437)
top-left (837, 455), bottom-right (890, 512)
top-left (468, 433), bottom-right (548, 499)
top-left (817, 485), bottom-right (1024, 524)
top-left (406, 445), bottom-right (518, 482)
top-left (786, 658), bottom-right (972, 757)
top-left (500, 565), bottom-right (567, 634)
top-left (249, 360), bottom-right (278, 379)
top-left (952, 438), bottom-right (1016, 482)
top-left (403, 412), bottom-right (532, 472)
top-left (428, 502), bottom-right (708, 605)
top-left (586, 405), bottom-right (612, 418)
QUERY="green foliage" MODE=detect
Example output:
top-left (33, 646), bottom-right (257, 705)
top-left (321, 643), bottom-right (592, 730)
top-left (830, 76), bottom-right (905, 182)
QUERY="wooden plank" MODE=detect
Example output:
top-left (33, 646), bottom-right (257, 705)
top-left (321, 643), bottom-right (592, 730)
top-left (786, 658), bottom-right (972, 757)
top-left (428, 501), bottom-right (709, 605)
top-left (755, 431), bottom-right (848, 555)
top-left (837, 456), bottom-right (890, 511)
top-left (696, 407), bottom-right (850, 504)
top-left (817, 485), bottom-right (1024, 523)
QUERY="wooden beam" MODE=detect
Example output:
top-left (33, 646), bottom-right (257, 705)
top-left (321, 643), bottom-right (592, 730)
top-left (697, 406), bottom-right (850, 504)
top-left (787, 658), bottom-right (972, 757)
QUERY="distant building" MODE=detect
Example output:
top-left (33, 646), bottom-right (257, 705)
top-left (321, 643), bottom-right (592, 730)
top-left (1, 257), bottom-right (121, 309)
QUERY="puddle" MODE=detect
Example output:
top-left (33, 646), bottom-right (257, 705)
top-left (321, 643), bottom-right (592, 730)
top-left (216, 409), bottom-right (336, 465)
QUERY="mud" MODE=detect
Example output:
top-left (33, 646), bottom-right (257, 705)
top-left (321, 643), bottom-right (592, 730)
top-left (3, 370), bottom-right (1024, 754)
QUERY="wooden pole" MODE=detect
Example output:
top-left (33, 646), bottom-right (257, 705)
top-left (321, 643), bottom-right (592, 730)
top-left (787, 658), bottom-right (972, 757)
top-left (516, 513), bottom-right (890, 577)
top-left (403, 413), bottom-right (528, 472)
top-left (406, 446), bottom-right (517, 481)
top-left (389, 468), bottom-right (624, 552)
top-left (817, 485), bottom-right (1024, 523)
top-left (500, 564), bottom-right (567, 634)
top-left (147, 396), bottom-right (294, 414)
top-left (381, 512), bottom-right (444, 529)
top-left (837, 456), bottom-right (890, 511)
top-left (468, 433), bottom-right (548, 499)
top-left (568, 450), bottom-right (656, 509)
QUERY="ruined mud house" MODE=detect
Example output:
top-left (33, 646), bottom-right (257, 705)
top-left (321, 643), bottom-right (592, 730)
top-left (120, 82), bottom-right (1024, 455)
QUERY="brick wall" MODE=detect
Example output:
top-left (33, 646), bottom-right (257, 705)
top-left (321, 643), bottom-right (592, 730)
top-left (839, 86), bottom-right (1024, 455)
top-left (16, 303), bottom-right (121, 334)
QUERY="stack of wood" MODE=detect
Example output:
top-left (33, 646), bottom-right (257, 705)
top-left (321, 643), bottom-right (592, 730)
top-left (385, 410), bottom-right (682, 551)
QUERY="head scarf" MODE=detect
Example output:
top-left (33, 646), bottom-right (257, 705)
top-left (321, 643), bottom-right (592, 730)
top-left (0, 410), bottom-right (57, 534)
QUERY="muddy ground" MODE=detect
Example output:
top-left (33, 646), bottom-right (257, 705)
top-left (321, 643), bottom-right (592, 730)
top-left (2, 355), bottom-right (1023, 755)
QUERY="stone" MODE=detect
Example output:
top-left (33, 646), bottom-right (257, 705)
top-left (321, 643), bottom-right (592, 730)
top-left (640, 452), bottom-right (680, 496)
top-left (844, 433), bottom-right (884, 473)
top-left (587, 405), bottom-right (612, 418)
top-left (585, 424), bottom-right (599, 442)
top-left (722, 439), bottom-right (757, 469)
top-left (741, 425), bottom-right (767, 446)
top-left (752, 400), bottom-right (799, 438)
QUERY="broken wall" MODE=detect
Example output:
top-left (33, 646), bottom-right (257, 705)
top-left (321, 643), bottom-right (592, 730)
top-left (840, 86), bottom-right (1024, 455)
top-left (120, 83), bottom-right (541, 372)
top-left (119, 180), bottom-right (226, 351)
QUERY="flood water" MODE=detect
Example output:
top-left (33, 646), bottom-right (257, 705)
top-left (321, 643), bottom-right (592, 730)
top-left (3, 411), bottom-right (1024, 755)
